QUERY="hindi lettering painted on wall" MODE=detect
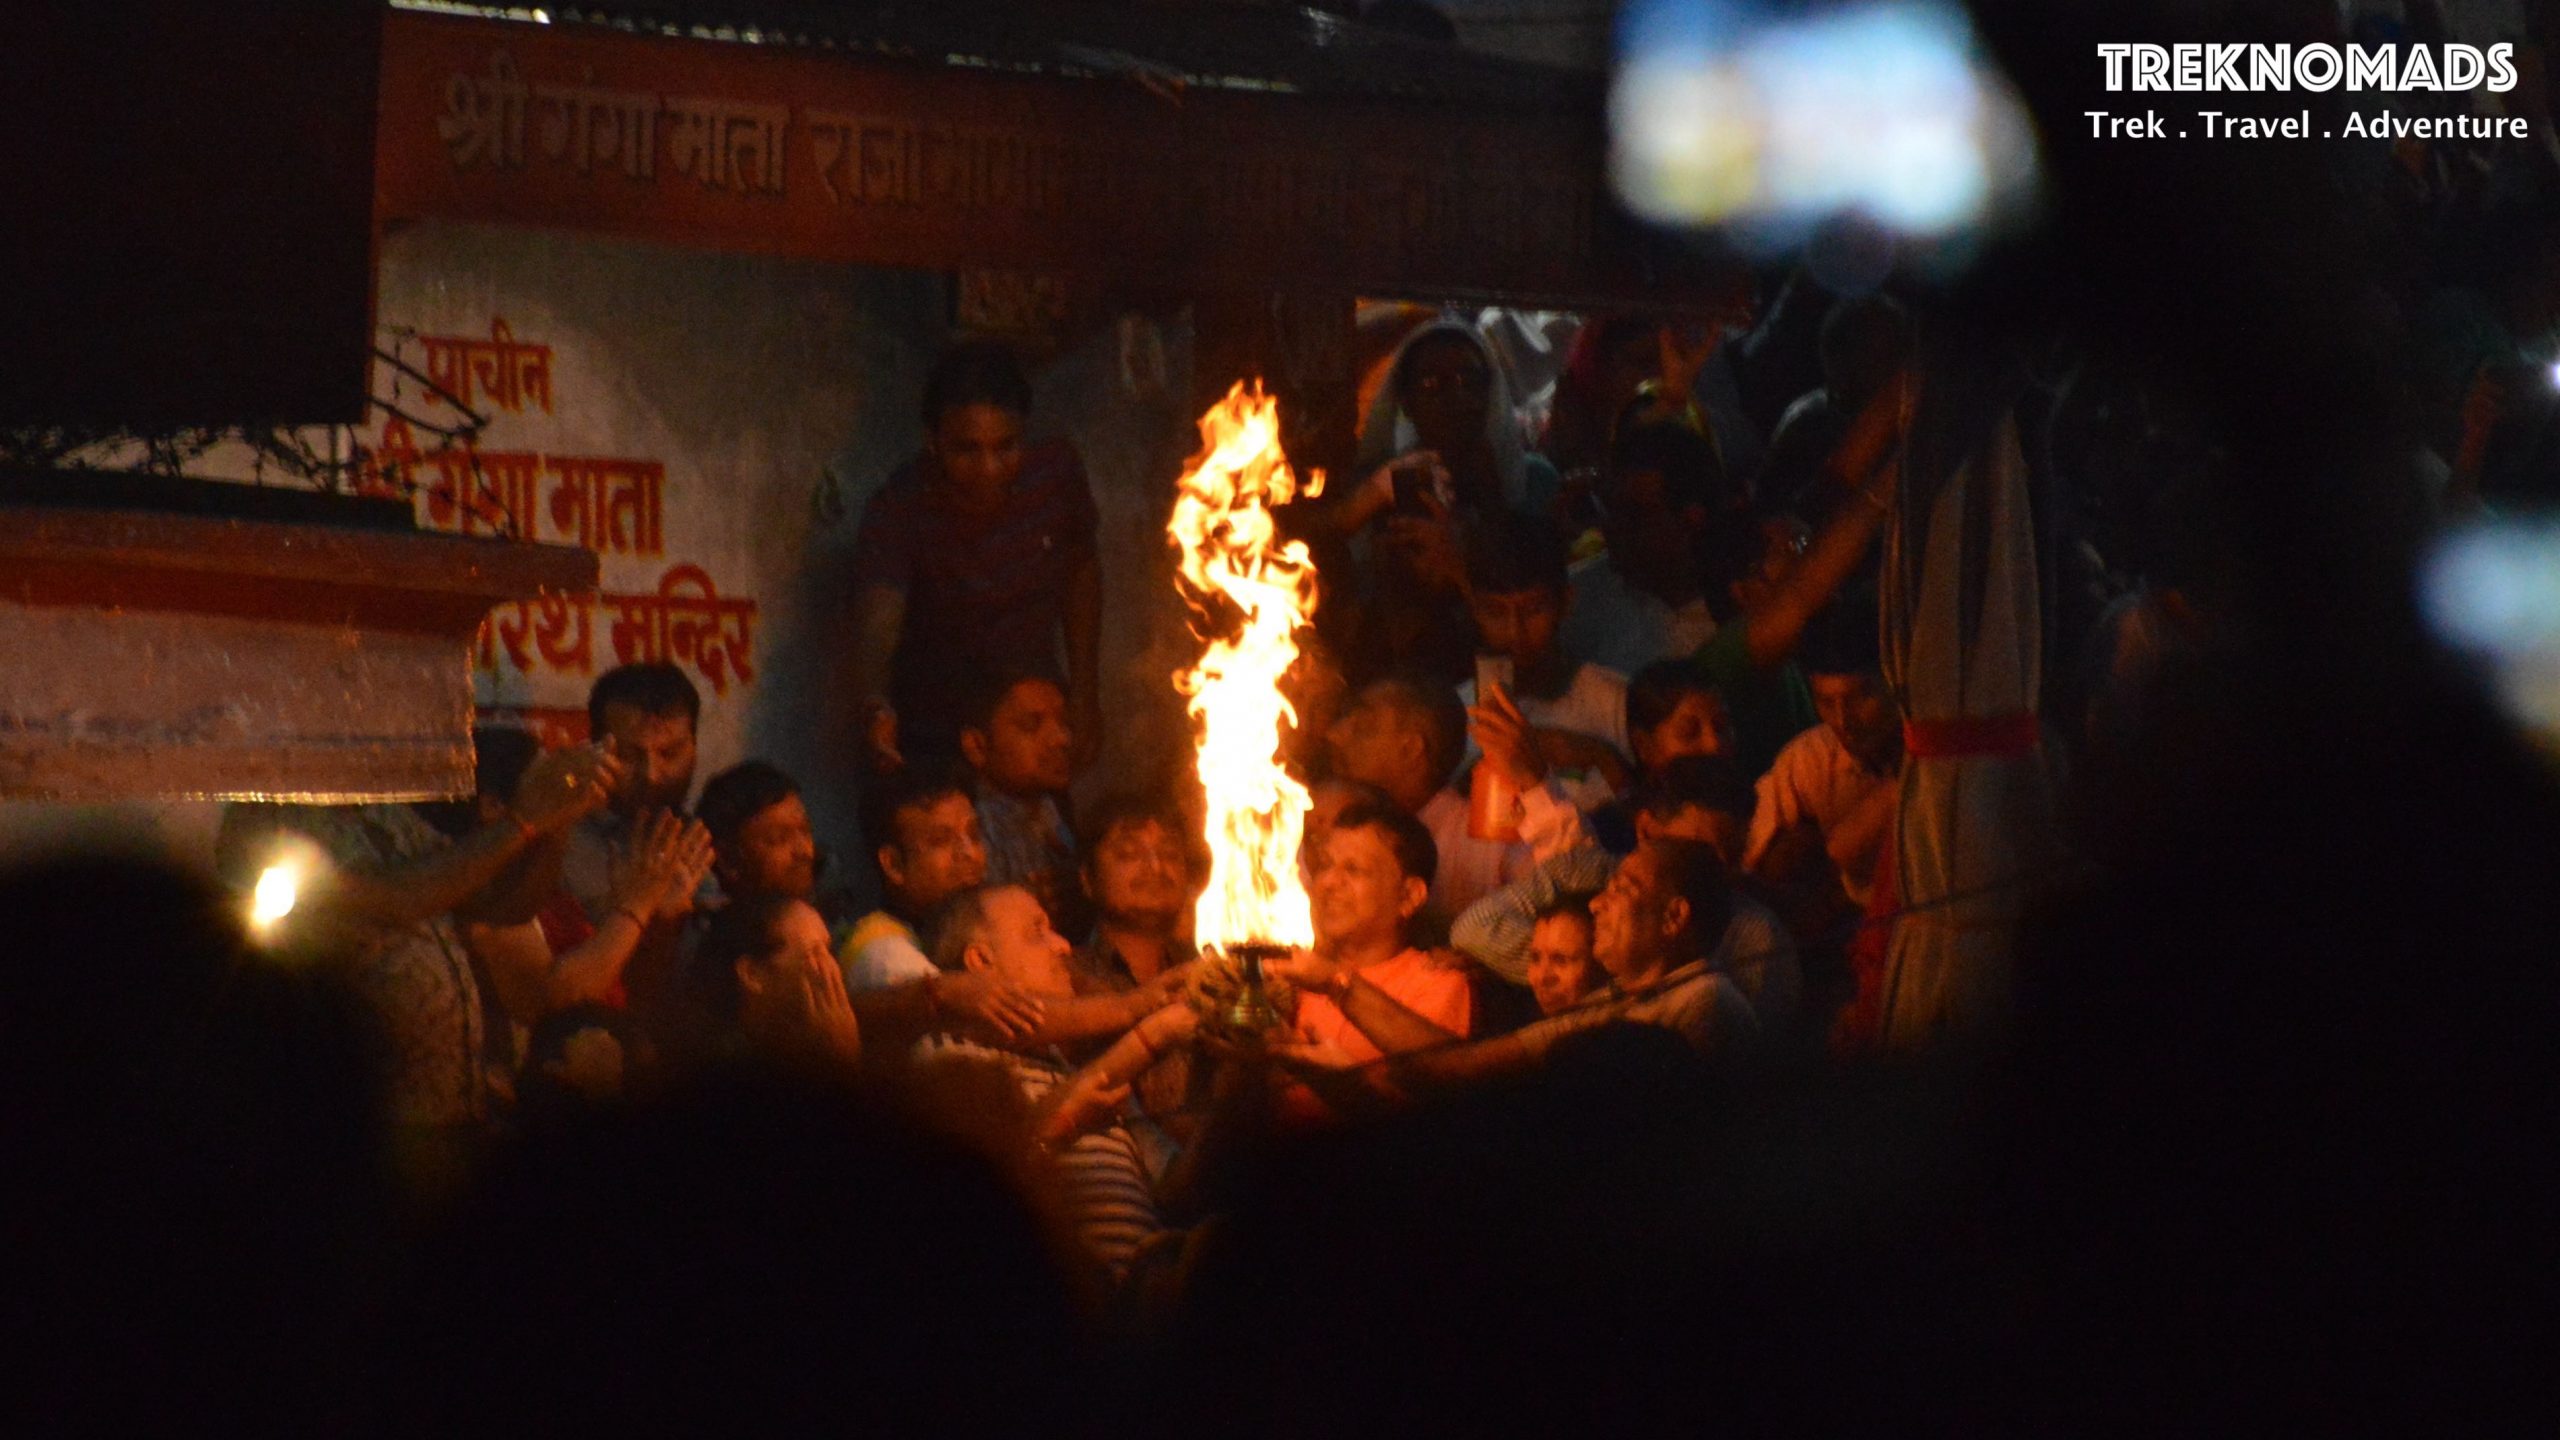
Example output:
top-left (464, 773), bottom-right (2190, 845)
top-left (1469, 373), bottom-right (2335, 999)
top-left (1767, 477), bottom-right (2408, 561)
top-left (361, 316), bottom-right (761, 729)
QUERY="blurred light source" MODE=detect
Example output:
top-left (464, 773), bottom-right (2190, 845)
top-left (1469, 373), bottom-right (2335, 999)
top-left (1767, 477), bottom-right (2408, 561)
top-left (2421, 516), bottom-right (2560, 738)
top-left (250, 860), bottom-right (302, 932)
top-left (1611, 0), bottom-right (2037, 251)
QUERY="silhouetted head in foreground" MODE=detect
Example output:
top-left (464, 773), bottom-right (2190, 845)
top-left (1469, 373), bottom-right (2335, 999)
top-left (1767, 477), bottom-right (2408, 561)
top-left (402, 1063), bottom-right (1085, 1437)
top-left (0, 851), bottom-right (388, 1432)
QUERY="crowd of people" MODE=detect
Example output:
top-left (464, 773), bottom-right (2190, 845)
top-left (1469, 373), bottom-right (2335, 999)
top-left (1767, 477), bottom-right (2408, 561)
top-left (122, 298), bottom-right (1930, 1367)
top-left (24, 58), bottom-right (2560, 1409)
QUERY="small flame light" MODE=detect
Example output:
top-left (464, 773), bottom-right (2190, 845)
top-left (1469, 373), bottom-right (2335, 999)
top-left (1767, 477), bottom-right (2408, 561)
top-left (249, 860), bottom-right (302, 932)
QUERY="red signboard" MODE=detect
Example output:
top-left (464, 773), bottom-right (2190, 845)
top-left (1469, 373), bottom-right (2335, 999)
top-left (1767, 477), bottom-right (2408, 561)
top-left (377, 11), bottom-right (1662, 306)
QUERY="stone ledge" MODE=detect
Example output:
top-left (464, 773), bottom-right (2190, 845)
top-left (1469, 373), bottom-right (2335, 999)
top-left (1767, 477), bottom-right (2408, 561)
top-left (0, 506), bottom-right (596, 801)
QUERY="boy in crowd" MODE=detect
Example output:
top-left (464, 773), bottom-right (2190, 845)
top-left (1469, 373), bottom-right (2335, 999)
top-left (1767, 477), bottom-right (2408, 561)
top-left (1747, 612), bottom-right (1903, 917)
top-left (1459, 512), bottom-right (1634, 775)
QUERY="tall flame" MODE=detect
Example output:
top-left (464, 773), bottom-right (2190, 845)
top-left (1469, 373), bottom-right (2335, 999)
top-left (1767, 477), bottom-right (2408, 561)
top-left (1169, 381), bottom-right (1324, 949)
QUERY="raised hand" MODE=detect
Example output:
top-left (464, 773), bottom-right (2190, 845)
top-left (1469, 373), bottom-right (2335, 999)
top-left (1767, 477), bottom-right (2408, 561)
top-left (606, 808), bottom-right (687, 921)
top-left (513, 743), bottom-right (622, 835)
top-left (656, 817), bottom-right (715, 919)
top-left (934, 970), bottom-right (1048, 1043)
top-left (862, 700), bottom-right (905, 776)
top-left (797, 954), bottom-right (863, 1066)
top-left (1037, 1070), bottom-right (1132, 1148)
top-left (1467, 682), bottom-right (1546, 793)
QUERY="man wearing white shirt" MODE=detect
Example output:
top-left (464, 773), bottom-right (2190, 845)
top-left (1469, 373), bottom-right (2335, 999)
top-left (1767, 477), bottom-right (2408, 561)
top-left (1744, 626), bottom-right (1901, 911)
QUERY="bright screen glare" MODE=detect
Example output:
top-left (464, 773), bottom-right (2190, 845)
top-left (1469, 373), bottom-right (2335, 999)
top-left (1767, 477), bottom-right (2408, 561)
top-left (1611, 0), bottom-right (2037, 244)
top-left (2421, 517), bottom-right (2560, 738)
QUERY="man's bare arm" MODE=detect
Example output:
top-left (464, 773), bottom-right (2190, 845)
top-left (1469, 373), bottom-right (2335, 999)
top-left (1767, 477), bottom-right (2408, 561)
top-left (1741, 375), bottom-right (1910, 670)
top-left (847, 582), bottom-right (908, 769)
top-left (1332, 969), bottom-right (1461, 1058)
top-left (1825, 772), bottom-right (1900, 881)
top-left (323, 820), bottom-right (538, 935)
top-left (316, 745), bottom-right (616, 934)
top-left (850, 971), bottom-right (1051, 1050)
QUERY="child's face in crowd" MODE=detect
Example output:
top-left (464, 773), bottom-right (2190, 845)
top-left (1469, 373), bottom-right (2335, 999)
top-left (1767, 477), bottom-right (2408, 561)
top-left (1526, 910), bottom-right (1602, 1016)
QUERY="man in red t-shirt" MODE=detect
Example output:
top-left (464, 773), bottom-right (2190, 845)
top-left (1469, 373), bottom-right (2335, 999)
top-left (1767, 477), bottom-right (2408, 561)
top-left (1286, 800), bottom-right (1473, 1067)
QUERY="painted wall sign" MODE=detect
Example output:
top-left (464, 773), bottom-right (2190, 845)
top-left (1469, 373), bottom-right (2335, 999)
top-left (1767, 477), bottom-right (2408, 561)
top-left (359, 313), bottom-right (762, 745)
top-left (376, 12), bottom-right (1657, 307)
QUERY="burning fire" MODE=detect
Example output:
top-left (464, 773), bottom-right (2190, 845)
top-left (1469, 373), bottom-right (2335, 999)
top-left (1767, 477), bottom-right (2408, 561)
top-left (1169, 382), bottom-right (1323, 950)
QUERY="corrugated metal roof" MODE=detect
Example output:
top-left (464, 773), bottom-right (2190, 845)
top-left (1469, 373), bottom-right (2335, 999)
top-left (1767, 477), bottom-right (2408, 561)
top-left (508, 0), bottom-right (1602, 109)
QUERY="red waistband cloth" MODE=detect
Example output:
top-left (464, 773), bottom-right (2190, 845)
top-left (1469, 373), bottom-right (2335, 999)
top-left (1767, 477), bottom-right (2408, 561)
top-left (1901, 713), bottom-right (2041, 759)
top-left (1829, 712), bottom-right (2040, 1054)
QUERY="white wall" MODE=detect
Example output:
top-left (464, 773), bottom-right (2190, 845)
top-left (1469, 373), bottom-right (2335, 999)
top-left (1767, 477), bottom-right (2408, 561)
top-left (0, 223), bottom-right (1207, 895)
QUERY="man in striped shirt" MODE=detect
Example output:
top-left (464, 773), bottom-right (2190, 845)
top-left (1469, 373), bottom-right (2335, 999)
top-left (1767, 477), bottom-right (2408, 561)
top-left (914, 884), bottom-right (1163, 1289)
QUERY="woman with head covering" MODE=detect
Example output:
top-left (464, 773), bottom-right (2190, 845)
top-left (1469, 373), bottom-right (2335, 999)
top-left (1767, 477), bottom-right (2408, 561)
top-left (1355, 317), bottom-right (1561, 517)
top-left (1287, 318), bottom-right (1565, 685)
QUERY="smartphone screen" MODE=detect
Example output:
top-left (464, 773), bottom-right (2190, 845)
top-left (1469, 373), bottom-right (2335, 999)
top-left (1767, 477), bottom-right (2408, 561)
top-left (1475, 653), bottom-right (1515, 702)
